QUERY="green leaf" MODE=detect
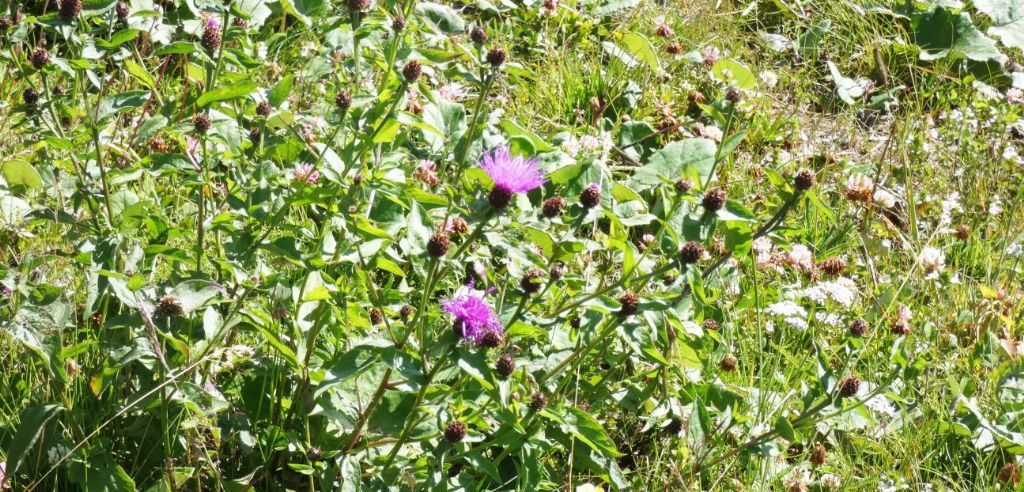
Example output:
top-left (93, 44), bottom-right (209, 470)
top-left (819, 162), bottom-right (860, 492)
top-left (976, 0), bottom-right (1024, 50)
top-left (98, 91), bottom-right (150, 122)
top-left (82, 0), bottom-right (118, 16)
top-left (415, 2), bottom-right (466, 34)
top-left (96, 29), bottom-right (140, 49)
top-left (630, 138), bottom-right (716, 187)
top-left (774, 415), bottom-right (796, 441)
top-left (711, 59), bottom-right (756, 90)
top-left (798, 20), bottom-right (830, 57)
top-left (170, 279), bottom-right (224, 313)
top-left (5, 404), bottom-right (64, 479)
top-left (555, 407), bottom-right (621, 457)
top-left (125, 60), bottom-right (156, 89)
top-left (197, 80), bottom-right (257, 107)
top-left (500, 120), bottom-right (555, 152)
top-left (2, 160), bottom-right (43, 190)
top-left (155, 42), bottom-right (197, 55)
top-left (914, 9), bottom-right (1001, 61)
top-left (592, 0), bottom-right (639, 17)
top-left (267, 75), bottom-right (293, 107)
top-left (619, 32), bottom-right (660, 70)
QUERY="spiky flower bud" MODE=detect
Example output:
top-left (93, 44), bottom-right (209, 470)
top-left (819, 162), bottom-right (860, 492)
top-left (369, 308), bottom-right (384, 325)
top-left (306, 447), bottom-right (322, 462)
top-left (154, 295), bottom-right (185, 318)
top-left (444, 421), bottom-right (467, 443)
top-left (810, 444), bottom-right (827, 467)
top-left (849, 318), bottom-right (868, 337)
top-left (719, 354), bottom-right (737, 372)
top-left (520, 268), bottom-right (544, 294)
top-left (470, 26), bottom-right (487, 44)
top-left (427, 231), bottom-right (450, 257)
top-left (488, 186), bottom-right (513, 209)
top-left (335, 91), bottom-right (352, 112)
top-left (955, 224), bottom-right (971, 241)
top-left (201, 25), bottom-right (221, 52)
top-left (818, 257), bottom-right (845, 276)
top-left (495, 353), bottom-right (515, 378)
top-left (399, 304), bottom-right (414, 320)
top-left (391, 16), bottom-right (405, 32)
top-left (618, 291), bottom-right (639, 317)
top-left (550, 264), bottom-right (565, 281)
top-left (530, 392), bottom-right (548, 411)
top-left (59, 0), bottom-right (82, 20)
top-left (193, 113), bottom-right (212, 134)
top-left (256, 101), bottom-right (271, 117)
top-left (891, 319), bottom-right (911, 336)
top-left (680, 241), bottom-right (704, 265)
top-left (486, 47), bottom-right (506, 67)
top-left (479, 330), bottom-right (503, 348)
top-left (579, 183), bottom-right (601, 209)
top-left (30, 48), bottom-right (50, 70)
top-left (402, 60), bottom-right (422, 82)
top-left (794, 169), bottom-right (815, 191)
top-left (674, 179), bottom-right (692, 193)
top-left (542, 196), bottom-right (566, 218)
top-left (725, 87), bottom-right (743, 104)
top-left (701, 187), bottom-right (726, 213)
top-left (838, 376), bottom-right (860, 398)
top-left (116, 1), bottom-right (129, 20)
top-left (23, 88), bottom-right (39, 105)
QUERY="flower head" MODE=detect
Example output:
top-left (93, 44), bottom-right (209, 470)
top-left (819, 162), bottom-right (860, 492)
top-left (441, 280), bottom-right (502, 346)
top-left (293, 163), bottom-right (319, 185)
top-left (480, 146), bottom-right (546, 208)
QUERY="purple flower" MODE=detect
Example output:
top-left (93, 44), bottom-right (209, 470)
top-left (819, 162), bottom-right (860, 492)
top-left (480, 146), bottom-right (546, 208)
top-left (206, 17), bottom-right (219, 30)
top-left (293, 163), bottom-right (319, 185)
top-left (441, 280), bottom-right (502, 346)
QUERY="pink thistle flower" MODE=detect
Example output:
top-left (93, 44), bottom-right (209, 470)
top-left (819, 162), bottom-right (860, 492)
top-left (293, 163), bottom-right (319, 185)
top-left (441, 280), bottom-right (502, 346)
top-left (480, 146), bottom-right (546, 208)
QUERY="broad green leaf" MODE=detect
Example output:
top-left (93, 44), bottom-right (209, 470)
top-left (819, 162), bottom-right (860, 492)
top-left (711, 59), bottom-right (756, 90)
top-left (415, 2), bottom-right (466, 34)
top-left (2, 160), bottom-right (42, 190)
top-left (124, 60), bottom-right (156, 89)
top-left (268, 75), bottom-right (293, 107)
top-left (593, 0), bottom-right (639, 17)
top-left (976, 0), bottom-right (1024, 50)
top-left (630, 138), bottom-right (716, 187)
top-left (98, 91), bottom-right (150, 122)
top-left (5, 405), bottom-right (64, 479)
top-left (619, 32), bottom-right (660, 70)
top-left (914, 9), bottom-right (1001, 61)
top-left (197, 80), bottom-right (257, 107)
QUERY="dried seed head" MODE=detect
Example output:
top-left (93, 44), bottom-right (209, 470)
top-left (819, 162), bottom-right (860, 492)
top-left (955, 224), bottom-right (971, 241)
top-left (59, 0), bottom-right (82, 20)
top-left (448, 217), bottom-right (469, 234)
top-left (818, 257), bottom-right (845, 277)
top-left (838, 376), bottom-right (860, 398)
top-left (702, 187), bottom-right (726, 213)
top-left (810, 444), bottom-right (827, 467)
top-left (674, 178), bottom-right (692, 193)
top-left (530, 392), bottom-right (548, 410)
top-left (22, 88), bottom-right (39, 105)
top-left (542, 196), bottom-right (566, 218)
top-left (579, 183), bottom-right (601, 209)
top-left (427, 231), bottom-right (450, 257)
top-left (154, 295), bottom-right (185, 318)
top-left (402, 60), bottom-right (422, 82)
top-left (201, 26), bottom-right (221, 51)
top-left (794, 169), bottom-right (815, 191)
top-left (486, 46), bottom-right (506, 67)
top-left (688, 91), bottom-right (706, 107)
top-left (618, 291), bottom-right (639, 317)
top-left (667, 42), bottom-right (682, 54)
top-left (444, 421), bottom-right (467, 443)
top-left (31, 48), bottom-right (50, 70)
top-left (1000, 462), bottom-right (1021, 486)
top-left (891, 319), bottom-right (911, 336)
top-left (335, 91), bottom-right (352, 111)
top-left (470, 26), bottom-right (487, 44)
top-left (849, 318), bottom-right (868, 337)
top-left (719, 354), bottom-right (737, 372)
top-left (256, 101), bottom-right (271, 117)
top-left (520, 268), bottom-right (545, 294)
top-left (495, 353), bottom-right (515, 378)
top-left (488, 186), bottom-right (513, 209)
top-left (369, 308), bottom-right (384, 325)
top-left (680, 241), bottom-right (704, 265)
top-left (193, 113), bottom-right (212, 134)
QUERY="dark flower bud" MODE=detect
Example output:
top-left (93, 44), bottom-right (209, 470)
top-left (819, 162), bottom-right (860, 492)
top-left (154, 295), bottom-right (184, 318)
top-left (495, 353), bottom-right (515, 378)
top-left (470, 26), bottom-right (487, 44)
top-left (335, 91), bottom-right (352, 112)
top-left (570, 316), bottom-right (581, 329)
top-left (703, 319), bottom-right (719, 331)
top-left (725, 87), bottom-right (743, 104)
top-left (347, 0), bottom-right (372, 11)
top-left (674, 179), bottom-right (692, 193)
top-left (201, 25), bottom-right (221, 52)
top-left (488, 186), bottom-right (513, 209)
top-left (530, 392), bottom-right (548, 411)
top-left (680, 241), bottom-right (704, 264)
top-left (31, 48), bottom-right (50, 70)
top-left (486, 46), bottom-right (506, 67)
top-left (59, 0), bottom-right (81, 20)
top-left (369, 308), bottom-right (384, 325)
top-left (306, 447), bottom-right (322, 462)
top-left (849, 318), bottom-right (868, 337)
top-left (550, 264), bottom-right (565, 281)
top-left (427, 231), bottom-right (450, 257)
top-left (0, 17), bottom-right (11, 32)
top-left (23, 88), bottom-right (39, 105)
top-left (444, 421), bottom-right (467, 443)
top-left (232, 17), bottom-right (248, 27)
top-left (52, 85), bottom-right (66, 96)
top-left (701, 187), bottom-right (726, 213)
top-left (115, 1), bottom-right (129, 20)
top-left (248, 127), bottom-right (261, 144)
top-left (400, 304), bottom-right (415, 320)
top-left (479, 330), bottom-right (503, 348)
top-left (256, 101), bottom-right (271, 117)
top-left (520, 268), bottom-right (544, 294)
top-left (794, 168), bottom-right (815, 191)
top-left (818, 257), bottom-right (845, 276)
top-left (402, 60), bottom-right (422, 82)
top-left (838, 376), bottom-right (860, 398)
top-left (891, 319), bottom-right (911, 336)
top-left (193, 113), bottom-right (212, 134)
top-left (618, 291), bottom-right (639, 317)
top-left (579, 183), bottom-right (601, 209)
top-left (666, 42), bottom-right (682, 54)
top-left (391, 15), bottom-right (405, 31)
top-left (719, 354), bottom-right (737, 372)
top-left (542, 196), bottom-right (566, 218)
top-left (955, 224), bottom-right (971, 241)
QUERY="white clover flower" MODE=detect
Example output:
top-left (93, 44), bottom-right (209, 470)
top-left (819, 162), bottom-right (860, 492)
top-left (844, 174), bottom-right (874, 202)
top-left (820, 473), bottom-right (841, 489)
top-left (990, 195), bottom-right (1004, 216)
top-left (873, 189), bottom-right (896, 209)
top-left (785, 244), bottom-right (814, 271)
top-left (760, 70), bottom-right (779, 89)
top-left (1008, 88), bottom-right (1024, 104)
top-left (438, 83), bottom-right (469, 103)
top-left (918, 246), bottom-right (945, 279)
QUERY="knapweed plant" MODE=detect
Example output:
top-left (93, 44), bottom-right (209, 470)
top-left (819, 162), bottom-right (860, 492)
top-left (3, 0), bottom-right (1024, 489)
